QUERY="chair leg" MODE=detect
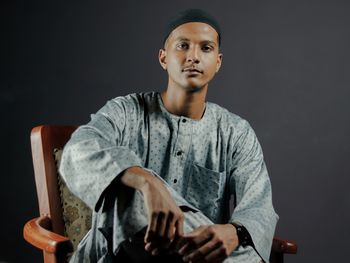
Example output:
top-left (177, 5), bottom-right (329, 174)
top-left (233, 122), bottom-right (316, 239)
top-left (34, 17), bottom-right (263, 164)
top-left (44, 251), bottom-right (68, 263)
top-left (270, 252), bottom-right (284, 263)
top-left (44, 251), bottom-right (58, 263)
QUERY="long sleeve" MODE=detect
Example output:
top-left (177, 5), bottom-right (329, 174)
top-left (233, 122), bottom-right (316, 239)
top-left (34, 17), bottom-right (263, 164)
top-left (59, 98), bottom-right (143, 212)
top-left (228, 120), bottom-right (278, 263)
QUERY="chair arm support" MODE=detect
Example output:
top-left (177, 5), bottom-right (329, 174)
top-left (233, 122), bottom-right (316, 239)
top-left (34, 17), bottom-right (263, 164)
top-left (23, 215), bottom-right (73, 254)
top-left (272, 237), bottom-right (298, 254)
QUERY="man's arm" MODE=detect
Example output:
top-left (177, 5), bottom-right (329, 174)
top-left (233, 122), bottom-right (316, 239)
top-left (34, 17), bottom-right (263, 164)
top-left (227, 120), bottom-right (278, 262)
top-left (59, 98), bottom-right (144, 212)
top-left (176, 120), bottom-right (277, 263)
top-left (60, 97), bottom-right (185, 255)
top-left (119, 166), bottom-right (185, 255)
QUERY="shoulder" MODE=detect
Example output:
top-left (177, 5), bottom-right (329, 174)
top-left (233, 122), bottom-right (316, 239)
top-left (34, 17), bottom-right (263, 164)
top-left (208, 103), bottom-right (263, 160)
top-left (207, 102), bottom-right (251, 135)
top-left (109, 92), bottom-right (157, 109)
top-left (99, 91), bottom-right (157, 114)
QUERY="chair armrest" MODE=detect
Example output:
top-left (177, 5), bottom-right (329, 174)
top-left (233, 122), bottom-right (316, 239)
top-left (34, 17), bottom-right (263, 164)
top-left (272, 237), bottom-right (298, 254)
top-left (23, 215), bottom-right (73, 254)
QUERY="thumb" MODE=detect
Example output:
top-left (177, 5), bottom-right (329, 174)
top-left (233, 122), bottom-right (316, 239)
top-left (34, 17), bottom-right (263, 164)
top-left (182, 225), bottom-right (206, 238)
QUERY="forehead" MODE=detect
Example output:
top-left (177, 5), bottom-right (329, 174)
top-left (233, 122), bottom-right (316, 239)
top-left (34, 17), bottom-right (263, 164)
top-left (167, 22), bottom-right (219, 44)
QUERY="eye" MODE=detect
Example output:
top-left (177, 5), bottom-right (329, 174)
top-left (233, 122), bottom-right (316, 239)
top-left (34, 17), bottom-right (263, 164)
top-left (176, 42), bottom-right (189, 50)
top-left (202, 45), bottom-right (213, 52)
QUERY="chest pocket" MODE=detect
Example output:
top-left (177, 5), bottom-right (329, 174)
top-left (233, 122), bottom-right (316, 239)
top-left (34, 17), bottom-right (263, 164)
top-left (185, 163), bottom-right (226, 223)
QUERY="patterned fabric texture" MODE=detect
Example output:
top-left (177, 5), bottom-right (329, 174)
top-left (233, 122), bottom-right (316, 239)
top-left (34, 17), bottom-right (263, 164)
top-left (54, 148), bottom-right (92, 251)
top-left (59, 92), bottom-right (278, 262)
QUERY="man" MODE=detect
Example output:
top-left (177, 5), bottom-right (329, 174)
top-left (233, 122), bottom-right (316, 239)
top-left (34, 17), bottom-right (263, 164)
top-left (60, 9), bottom-right (278, 263)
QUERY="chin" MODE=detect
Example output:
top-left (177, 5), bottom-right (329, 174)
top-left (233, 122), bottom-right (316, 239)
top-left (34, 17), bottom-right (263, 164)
top-left (184, 84), bottom-right (206, 93)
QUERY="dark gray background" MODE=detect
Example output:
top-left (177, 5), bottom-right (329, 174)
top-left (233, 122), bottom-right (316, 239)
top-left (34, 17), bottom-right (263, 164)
top-left (2, 0), bottom-right (350, 262)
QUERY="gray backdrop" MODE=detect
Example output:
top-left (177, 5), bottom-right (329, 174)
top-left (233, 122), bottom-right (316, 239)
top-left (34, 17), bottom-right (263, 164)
top-left (2, 0), bottom-right (350, 262)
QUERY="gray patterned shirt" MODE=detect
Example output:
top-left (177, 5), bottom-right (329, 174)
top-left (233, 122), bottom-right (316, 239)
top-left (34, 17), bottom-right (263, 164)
top-left (60, 91), bottom-right (278, 262)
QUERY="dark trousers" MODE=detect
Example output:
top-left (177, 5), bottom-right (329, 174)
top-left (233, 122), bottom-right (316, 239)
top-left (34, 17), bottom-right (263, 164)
top-left (113, 230), bottom-right (184, 263)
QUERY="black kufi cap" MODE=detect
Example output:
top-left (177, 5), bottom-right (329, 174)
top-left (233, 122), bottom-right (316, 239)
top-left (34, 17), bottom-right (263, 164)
top-left (163, 9), bottom-right (221, 46)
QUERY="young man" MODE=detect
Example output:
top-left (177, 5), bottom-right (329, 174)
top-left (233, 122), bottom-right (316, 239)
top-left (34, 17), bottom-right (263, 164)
top-left (60, 9), bottom-right (278, 263)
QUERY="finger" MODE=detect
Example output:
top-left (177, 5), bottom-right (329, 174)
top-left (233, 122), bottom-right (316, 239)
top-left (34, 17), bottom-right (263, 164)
top-left (160, 214), bottom-right (176, 251)
top-left (177, 227), bottom-right (201, 255)
top-left (204, 246), bottom-right (227, 263)
top-left (155, 211), bottom-right (167, 241)
top-left (180, 227), bottom-right (213, 260)
top-left (145, 213), bottom-right (158, 243)
top-left (183, 226), bottom-right (212, 250)
top-left (181, 236), bottom-right (211, 259)
top-left (169, 229), bottom-right (187, 254)
top-left (178, 242), bottom-right (192, 256)
top-left (165, 212), bottom-right (176, 241)
top-left (145, 241), bottom-right (162, 254)
top-left (175, 215), bottom-right (184, 237)
top-left (182, 225), bottom-right (206, 238)
top-left (151, 247), bottom-right (160, 256)
top-left (144, 242), bottom-right (153, 252)
top-left (184, 239), bottom-right (219, 262)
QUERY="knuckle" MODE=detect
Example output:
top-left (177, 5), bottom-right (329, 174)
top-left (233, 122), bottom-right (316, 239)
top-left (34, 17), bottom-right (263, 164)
top-left (167, 233), bottom-right (174, 241)
top-left (176, 210), bottom-right (183, 217)
top-left (216, 238), bottom-right (224, 246)
top-left (208, 225), bottom-right (215, 233)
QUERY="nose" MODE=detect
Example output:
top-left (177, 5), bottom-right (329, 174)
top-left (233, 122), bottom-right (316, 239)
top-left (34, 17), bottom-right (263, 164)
top-left (186, 45), bottom-right (200, 64)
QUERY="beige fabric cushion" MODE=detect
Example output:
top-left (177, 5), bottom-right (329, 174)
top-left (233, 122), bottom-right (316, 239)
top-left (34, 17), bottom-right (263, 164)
top-left (54, 148), bottom-right (92, 251)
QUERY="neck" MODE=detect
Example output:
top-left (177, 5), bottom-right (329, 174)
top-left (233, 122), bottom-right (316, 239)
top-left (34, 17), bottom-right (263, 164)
top-left (160, 85), bottom-right (208, 120)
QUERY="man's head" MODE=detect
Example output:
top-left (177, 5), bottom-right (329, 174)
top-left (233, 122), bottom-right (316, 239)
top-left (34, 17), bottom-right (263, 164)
top-left (159, 9), bottom-right (223, 92)
top-left (163, 9), bottom-right (222, 48)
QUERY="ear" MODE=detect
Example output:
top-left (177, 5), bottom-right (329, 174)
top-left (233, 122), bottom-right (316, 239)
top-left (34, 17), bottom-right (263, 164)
top-left (216, 53), bottom-right (223, 73)
top-left (159, 48), bottom-right (167, 70)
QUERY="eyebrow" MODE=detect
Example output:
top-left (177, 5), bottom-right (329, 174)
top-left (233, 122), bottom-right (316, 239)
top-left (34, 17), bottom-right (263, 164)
top-left (174, 37), bottom-right (217, 46)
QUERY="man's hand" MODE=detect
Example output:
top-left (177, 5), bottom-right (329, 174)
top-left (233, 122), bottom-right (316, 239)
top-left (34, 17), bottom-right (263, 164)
top-left (177, 224), bottom-right (239, 263)
top-left (141, 174), bottom-right (185, 255)
top-left (120, 167), bottom-right (184, 256)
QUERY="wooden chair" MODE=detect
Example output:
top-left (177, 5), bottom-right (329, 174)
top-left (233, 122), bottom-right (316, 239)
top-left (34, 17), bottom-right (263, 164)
top-left (23, 125), bottom-right (298, 263)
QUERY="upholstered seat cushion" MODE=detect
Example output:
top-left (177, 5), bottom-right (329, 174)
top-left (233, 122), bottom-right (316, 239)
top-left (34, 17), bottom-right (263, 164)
top-left (54, 149), bottom-right (92, 251)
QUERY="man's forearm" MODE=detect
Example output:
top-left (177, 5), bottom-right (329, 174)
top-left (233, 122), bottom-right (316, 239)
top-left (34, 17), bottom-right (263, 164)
top-left (119, 166), bottom-right (155, 192)
top-left (119, 165), bottom-right (185, 255)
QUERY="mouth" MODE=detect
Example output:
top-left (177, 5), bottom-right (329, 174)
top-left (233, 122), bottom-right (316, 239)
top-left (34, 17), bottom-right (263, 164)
top-left (182, 68), bottom-right (203, 74)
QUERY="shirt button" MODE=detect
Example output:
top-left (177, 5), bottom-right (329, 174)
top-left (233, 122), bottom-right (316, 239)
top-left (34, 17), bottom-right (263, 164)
top-left (176, 151), bottom-right (182, 156)
top-left (182, 119), bottom-right (186, 123)
top-left (173, 179), bottom-right (177, 183)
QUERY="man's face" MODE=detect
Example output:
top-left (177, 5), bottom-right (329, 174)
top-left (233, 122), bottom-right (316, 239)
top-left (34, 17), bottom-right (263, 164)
top-left (159, 22), bottom-right (223, 91)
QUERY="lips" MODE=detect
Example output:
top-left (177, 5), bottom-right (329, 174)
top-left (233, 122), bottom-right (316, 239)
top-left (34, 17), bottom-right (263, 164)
top-left (182, 67), bottom-right (203, 74)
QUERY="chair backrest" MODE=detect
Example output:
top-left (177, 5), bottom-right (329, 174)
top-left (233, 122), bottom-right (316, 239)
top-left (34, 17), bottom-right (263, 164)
top-left (54, 148), bottom-right (92, 250)
top-left (31, 125), bottom-right (78, 235)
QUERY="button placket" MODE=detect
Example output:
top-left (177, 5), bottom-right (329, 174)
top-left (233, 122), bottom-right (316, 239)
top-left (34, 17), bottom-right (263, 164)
top-left (174, 118), bottom-right (190, 158)
top-left (171, 118), bottom-right (192, 187)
